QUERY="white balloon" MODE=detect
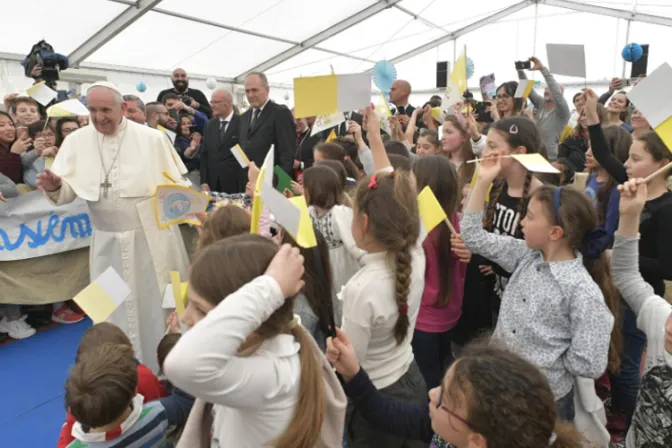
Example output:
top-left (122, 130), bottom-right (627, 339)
top-left (206, 77), bottom-right (217, 90)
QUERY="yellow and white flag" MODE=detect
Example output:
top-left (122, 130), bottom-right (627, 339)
top-left (514, 80), bottom-right (535, 99)
top-left (46, 98), bottom-right (89, 117)
top-left (417, 186), bottom-right (447, 234)
top-left (311, 112), bottom-right (345, 137)
top-left (443, 49), bottom-right (468, 110)
top-left (73, 267), bottom-right (131, 323)
top-left (230, 144), bottom-right (250, 168)
top-left (27, 81), bottom-right (57, 106)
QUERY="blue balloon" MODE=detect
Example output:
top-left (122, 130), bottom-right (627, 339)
top-left (136, 81), bottom-right (147, 93)
top-left (622, 43), bottom-right (643, 63)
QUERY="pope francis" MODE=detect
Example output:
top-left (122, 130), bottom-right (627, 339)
top-left (37, 82), bottom-right (190, 371)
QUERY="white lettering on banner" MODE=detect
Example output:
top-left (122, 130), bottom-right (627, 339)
top-left (0, 191), bottom-right (92, 261)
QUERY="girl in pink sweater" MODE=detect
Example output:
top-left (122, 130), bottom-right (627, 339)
top-left (411, 155), bottom-right (466, 389)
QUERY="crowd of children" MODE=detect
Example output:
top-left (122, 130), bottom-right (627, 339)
top-left (54, 69), bottom-right (672, 448)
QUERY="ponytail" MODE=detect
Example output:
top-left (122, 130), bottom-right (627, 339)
top-left (274, 325), bottom-right (325, 448)
top-left (393, 244), bottom-right (413, 345)
top-left (583, 256), bottom-right (622, 373)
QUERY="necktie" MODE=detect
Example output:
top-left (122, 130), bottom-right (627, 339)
top-left (219, 120), bottom-right (228, 141)
top-left (251, 108), bottom-right (261, 128)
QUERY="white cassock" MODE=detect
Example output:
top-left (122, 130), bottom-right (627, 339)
top-left (46, 118), bottom-right (190, 371)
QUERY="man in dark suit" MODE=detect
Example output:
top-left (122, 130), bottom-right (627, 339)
top-left (389, 80), bottom-right (416, 129)
top-left (239, 72), bottom-right (295, 176)
top-left (199, 89), bottom-right (241, 193)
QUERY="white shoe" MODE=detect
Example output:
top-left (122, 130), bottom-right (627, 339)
top-left (0, 316), bottom-right (36, 339)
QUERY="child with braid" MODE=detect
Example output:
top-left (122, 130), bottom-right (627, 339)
top-left (341, 108), bottom-right (427, 447)
top-left (480, 117), bottom-right (545, 324)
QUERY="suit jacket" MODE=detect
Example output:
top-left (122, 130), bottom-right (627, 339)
top-left (337, 111), bottom-right (364, 136)
top-left (199, 114), bottom-right (243, 193)
top-left (239, 101), bottom-right (295, 176)
top-left (391, 104), bottom-right (416, 117)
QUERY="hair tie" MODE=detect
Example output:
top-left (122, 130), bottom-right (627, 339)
top-left (398, 304), bottom-right (409, 315)
top-left (548, 432), bottom-right (557, 445)
top-left (509, 124), bottom-right (519, 134)
top-left (344, 155), bottom-right (349, 161)
top-left (581, 228), bottom-right (609, 259)
top-left (289, 314), bottom-right (301, 330)
top-left (553, 187), bottom-right (563, 226)
top-left (389, 170), bottom-right (396, 178)
top-left (368, 174), bottom-right (378, 189)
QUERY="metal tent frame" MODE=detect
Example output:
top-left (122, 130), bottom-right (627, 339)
top-left (20, 0), bottom-right (672, 85)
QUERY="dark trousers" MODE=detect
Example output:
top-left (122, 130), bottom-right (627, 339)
top-left (555, 387), bottom-right (575, 422)
top-left (411, 329), bottom-right (454, 390)
top-left (610, 304), bottom-right (647, 424)
top-left (346, 361), bottom-right (427, 448)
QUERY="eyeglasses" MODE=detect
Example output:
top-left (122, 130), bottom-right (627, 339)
top-left (437, 383), bottom-right (471, 428)
top-left (495, 94), bottom-right (511, 100)
top-left (61, 127), bottom-right (77, 135)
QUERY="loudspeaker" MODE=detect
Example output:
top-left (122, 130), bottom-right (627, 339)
top-left (631, 44), bottom-right (649, 78)
top-left (436, 61), bottom-right (449, 89)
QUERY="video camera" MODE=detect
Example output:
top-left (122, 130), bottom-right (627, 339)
top-left (21, 40), bottom-right (69, 87)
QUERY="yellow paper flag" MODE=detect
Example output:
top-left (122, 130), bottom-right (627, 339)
top-left (170, 271), bottom-right (186, 316)
top-left (654, 115), bottom-right (672, 152)
top-left (470, 165), bottom-right (492, 203)
top-left (325, 129), bottom-right (337, 143)
top-left (288, 196), bottom-right (317, 248)
top-left (294, 75), bottom-right (338, 118)
top-left (250, 165), bottom-right (266, 234)
top-left (417, 186), bottom-right (448, 233)
top-left (73, 267), bottom-right (130, 323)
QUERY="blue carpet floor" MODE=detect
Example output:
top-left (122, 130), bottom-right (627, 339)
top-left (0, 319), bottom-right (91, 446)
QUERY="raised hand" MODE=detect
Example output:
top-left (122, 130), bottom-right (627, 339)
top-left (450, 233), bottom-right (472, 264)
top-left (36, 168), bottom-right (62, 192)
top-left (617, 178), bottom-right (647, 217)
top-left (264, 244), bottom-right (305, 298)
top-left (529, 56), bottom-right (544, 71)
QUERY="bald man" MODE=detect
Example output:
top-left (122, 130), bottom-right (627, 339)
top-left (389, 80), bottom-right (416, 123)
top-left (157, 68), bottom-right (212, 118)
top-left (199, 88), bottom-right (242, 193)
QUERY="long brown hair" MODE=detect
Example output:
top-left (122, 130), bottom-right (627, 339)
top-left (594, 127), bottom-right (631, 228)
top-left (282, 227), bottom-right (333, 341)
top-left (189, 235), bottom-right (325, 448)
top-left (303, 165), bottom-right (343, 210)
top-left (354, 171), bottom-right (419, 344)
top-left (532, 186), bottom-right (621, 373)
top-left (195, 205), bottom-right (251, 254)
top-left (412, 156), bottom-right (459, 307)
top-left (444, 342), bottom-right (583, 448)
top-left (443, 115), bottom-right (475, 192)
top-left (484, 117), bottom-right (541, 237)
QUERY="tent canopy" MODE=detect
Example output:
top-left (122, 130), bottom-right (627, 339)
top-left (1, 0), bottom-right (671, 91)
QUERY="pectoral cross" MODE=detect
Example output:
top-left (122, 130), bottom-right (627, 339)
top-left (101, 177), bottom-right (112, 197)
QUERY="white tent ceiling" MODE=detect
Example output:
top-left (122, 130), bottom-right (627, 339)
top-left (1, 0), bottom-right (671, 100)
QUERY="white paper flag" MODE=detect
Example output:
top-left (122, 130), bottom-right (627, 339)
top-left (311, 112), bottom-right (345, 136)
top-left (546, 44), bottom-right (586, 78)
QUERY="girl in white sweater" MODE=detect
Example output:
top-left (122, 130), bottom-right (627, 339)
top-left (164, 237), bottom-right (346, 448)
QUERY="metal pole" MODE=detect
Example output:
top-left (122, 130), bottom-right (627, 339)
top-left (533, 2), bottom-right (539, 57)
top-left (622, 20), bottom-right (631, 78)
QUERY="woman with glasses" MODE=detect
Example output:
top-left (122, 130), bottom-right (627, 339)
top-left (327, 328), bottom-right (583, 448)
top-left (489, 82), bottom-right (524, 122)
top-left (55, 117), bottom-right (80, 148)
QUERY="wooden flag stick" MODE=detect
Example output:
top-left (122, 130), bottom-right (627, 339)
top-left (644, 162), bottom-right (672, 183)
top-left (444, 217), bottom-right (457, 235)
top-left (466, 154), bottom-right (513, 164)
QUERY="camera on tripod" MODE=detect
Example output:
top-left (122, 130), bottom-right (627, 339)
top-left (22, 40), bottom-right (69, 87)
